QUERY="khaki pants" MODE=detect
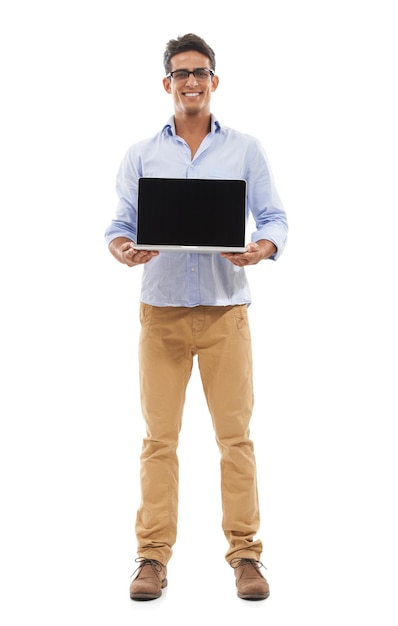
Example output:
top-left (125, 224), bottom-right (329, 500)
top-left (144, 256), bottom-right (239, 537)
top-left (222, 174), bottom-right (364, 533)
top-left (136, 303), bottom-right (263, 565)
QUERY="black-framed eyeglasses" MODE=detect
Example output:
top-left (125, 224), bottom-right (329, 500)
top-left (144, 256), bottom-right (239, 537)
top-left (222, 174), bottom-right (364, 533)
top-left (166, 68), bottom-right (215, 82)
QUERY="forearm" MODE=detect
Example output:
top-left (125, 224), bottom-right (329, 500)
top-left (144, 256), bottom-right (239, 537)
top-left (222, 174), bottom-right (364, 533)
top-left (255, 239), bottom-right (277, 260)
top-left (108, 237), bottom-right (134, 264)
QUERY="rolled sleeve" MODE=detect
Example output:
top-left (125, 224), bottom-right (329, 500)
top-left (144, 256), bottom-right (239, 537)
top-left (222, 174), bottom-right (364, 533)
top-left (248, 142), bottom-right (288, 260)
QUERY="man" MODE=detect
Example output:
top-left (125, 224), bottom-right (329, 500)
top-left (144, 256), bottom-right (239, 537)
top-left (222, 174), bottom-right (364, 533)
top-left (105, 33), bottom-right (288, 601)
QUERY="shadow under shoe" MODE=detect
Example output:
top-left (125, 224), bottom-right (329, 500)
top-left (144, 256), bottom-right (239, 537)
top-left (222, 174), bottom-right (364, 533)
top-left (130, 558), bottom-right (168, 601)
top-left (231, 558), bottom-right (270, 601)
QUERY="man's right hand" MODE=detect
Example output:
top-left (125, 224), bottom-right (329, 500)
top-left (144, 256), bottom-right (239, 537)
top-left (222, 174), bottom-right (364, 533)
top-left (109, 237), bottom-right (159, 267)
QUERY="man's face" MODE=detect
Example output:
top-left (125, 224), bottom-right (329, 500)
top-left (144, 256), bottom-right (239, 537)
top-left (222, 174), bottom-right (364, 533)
top-left (163, 50), bottom-right (219, 116)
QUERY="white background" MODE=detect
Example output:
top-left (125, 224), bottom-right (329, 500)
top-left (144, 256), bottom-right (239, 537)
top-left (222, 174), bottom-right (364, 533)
top-left (1, 0), bottom-right (397, 623)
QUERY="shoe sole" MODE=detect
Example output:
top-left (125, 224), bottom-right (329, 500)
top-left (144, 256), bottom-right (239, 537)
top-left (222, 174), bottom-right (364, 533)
top-left (238, 591), bottom-right (270, 601)
top-left (130, 592), bottom-right (162, 601)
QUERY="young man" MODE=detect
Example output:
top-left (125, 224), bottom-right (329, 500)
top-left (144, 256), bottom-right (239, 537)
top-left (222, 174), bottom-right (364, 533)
top-left (105, 33), bottom-right (288, 601)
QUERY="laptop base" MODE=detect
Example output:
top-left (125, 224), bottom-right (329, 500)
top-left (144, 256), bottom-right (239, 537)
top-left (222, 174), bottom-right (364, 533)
top-left (132, 244), bottom-right (247, 254)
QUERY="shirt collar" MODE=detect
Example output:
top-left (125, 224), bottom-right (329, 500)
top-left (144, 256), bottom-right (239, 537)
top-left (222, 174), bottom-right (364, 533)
top-left (162, 114), bottom-right (221, 136)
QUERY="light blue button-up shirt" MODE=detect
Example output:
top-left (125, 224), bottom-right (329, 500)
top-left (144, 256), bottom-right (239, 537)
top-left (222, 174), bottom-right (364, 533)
top-left (105, 115), bottom-right (288, 307)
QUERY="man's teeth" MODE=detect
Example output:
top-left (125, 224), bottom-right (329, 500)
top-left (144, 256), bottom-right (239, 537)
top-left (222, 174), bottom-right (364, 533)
top-left (185, 93), bottom-right (200, 97)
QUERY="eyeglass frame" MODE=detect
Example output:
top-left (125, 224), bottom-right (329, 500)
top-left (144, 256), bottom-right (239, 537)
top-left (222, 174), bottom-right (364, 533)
top-left (166, 68), bottom-right (215, 81)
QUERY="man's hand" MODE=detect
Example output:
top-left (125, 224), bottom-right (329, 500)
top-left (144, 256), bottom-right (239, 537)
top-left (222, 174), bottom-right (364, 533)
top-left (109, 237), bottom-right (159, 267)
top-left (221, 239), bottom-right (277, 266)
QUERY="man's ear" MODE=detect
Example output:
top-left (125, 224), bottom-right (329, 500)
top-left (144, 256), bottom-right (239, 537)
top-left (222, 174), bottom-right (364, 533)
top-left (211, 75), bottom-right (219, 92)
top-left (163, 77), bottom-right (172, 94)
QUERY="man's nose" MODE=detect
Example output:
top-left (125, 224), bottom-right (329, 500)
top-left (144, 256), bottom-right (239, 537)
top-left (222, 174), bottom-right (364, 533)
top-left (186, 72), bottom-right (198, 85)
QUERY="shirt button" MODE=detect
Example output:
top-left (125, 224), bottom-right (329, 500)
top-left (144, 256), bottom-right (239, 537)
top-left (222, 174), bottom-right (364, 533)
top-left (191, 267), bottom-right (195, 272)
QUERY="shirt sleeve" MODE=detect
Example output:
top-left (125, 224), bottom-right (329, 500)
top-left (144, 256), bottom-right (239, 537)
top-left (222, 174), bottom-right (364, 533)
top-left (247, 138), bottom-right (288, 260)
top-left (104, 147), bottom-right (140, 245)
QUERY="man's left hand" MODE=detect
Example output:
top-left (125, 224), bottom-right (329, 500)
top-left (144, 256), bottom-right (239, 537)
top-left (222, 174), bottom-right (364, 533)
top-left (221, 239), bottom-right (277, 266)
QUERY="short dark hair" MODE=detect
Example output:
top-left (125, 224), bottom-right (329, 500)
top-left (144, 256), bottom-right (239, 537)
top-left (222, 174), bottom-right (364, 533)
top-left (163, 33), bottom-right (216, 74)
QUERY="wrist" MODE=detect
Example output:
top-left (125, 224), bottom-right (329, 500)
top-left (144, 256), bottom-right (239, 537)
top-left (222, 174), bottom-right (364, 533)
top-left (257, 239), bottom-right (276, 260)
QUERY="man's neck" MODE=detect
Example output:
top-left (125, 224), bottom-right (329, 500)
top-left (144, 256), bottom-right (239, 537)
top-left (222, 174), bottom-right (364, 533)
top-left (174, 113), bottom-right (212, 139)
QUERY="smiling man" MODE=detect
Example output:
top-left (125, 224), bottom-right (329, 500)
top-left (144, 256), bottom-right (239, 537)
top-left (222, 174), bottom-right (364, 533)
top-left (105, 33), bottom-right (288, 601)
top-left (163, 51), bottom-right (219, 156)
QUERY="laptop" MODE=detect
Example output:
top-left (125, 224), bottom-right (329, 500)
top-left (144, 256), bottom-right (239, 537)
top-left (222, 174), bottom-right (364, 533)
top-left (133, 177), bottom-right (247, 253)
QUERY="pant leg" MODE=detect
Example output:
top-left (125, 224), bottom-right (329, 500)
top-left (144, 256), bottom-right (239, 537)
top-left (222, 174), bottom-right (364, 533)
top-left (136, 304), bottom-right (194, 565)
top-left (196, 305), bottom-right (263, 563)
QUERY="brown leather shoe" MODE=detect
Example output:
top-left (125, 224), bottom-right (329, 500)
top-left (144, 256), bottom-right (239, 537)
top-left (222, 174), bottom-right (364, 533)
top-left (231, 558), bottom-right (270, 600)
top-left (129, 559), bottom-right (167, 601)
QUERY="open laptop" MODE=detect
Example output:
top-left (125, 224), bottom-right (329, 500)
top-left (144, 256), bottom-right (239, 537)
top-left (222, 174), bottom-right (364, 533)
top-left (133, 177), bottom-right (247, 253)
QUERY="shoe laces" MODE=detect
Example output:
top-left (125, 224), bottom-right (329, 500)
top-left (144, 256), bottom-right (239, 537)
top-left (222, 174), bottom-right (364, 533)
top-left (230, 557), bottom-right (266, 570)
top-left (131, 557), bottom-right (164, 578)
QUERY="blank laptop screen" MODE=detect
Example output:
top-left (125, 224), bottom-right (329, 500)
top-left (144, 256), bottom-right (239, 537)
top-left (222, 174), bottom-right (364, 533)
top-left (136, 178), bottom-right (246, 248)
